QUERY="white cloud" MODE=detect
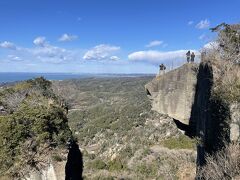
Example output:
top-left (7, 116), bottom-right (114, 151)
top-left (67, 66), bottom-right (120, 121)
top-left (58, 33), bottom-right (78, 42)
top-left (0, 38), bottom-right (77, 64)
top-left (83, 44), bottom-right (120, 60)
top-left (0, 41), bottom-right (16, 50)
top-left (110, 56), bottom-right (120, 61)
top-left (203, 41), bottom-right (219, 49)
top-left (29, 45), bottom-right (74, 63)
top-left (146, 40), bottom-right (163, 48)
top-left (196, 19), bottom-right (210, 29)
top-left (31, 36), bottom-right (76, 63)
top-left (0, 38), bottom-right (71, 64)
top-left (188, 21), bottom-right (194, 25)
top-left (128, 50), bottom-right (199, 64)
top-left (33, 37), bottom-right (47, 47)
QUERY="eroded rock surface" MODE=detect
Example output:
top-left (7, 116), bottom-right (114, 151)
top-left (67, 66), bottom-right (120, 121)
top-left (145, 63), bottom-right (198, 125)
top-left (230, 103), bottom-right (240, 142)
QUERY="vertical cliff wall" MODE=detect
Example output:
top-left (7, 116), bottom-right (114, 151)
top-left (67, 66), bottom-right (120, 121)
top-left (146, 62), bottom-right (240, 167)
top-left (189, 63), bottom-right (214, 166)
top-left (145, 63), bottom-right (198, 125)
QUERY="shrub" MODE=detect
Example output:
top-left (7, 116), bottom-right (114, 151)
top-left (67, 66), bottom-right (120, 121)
top-left (197, 143), bottom-right (240, 179)
top-left (0, 77), bottom-right (73, 178)
top-left (52, 154), bottom-right (64, 162)
top-left (161, 135), bottom-right (196, 150)
top-left (92, 176), bottom-right (115, 180)
top-left (203, 23), bottom-right (240, 104)
top-left (142, 148), bottom-right (151, 156)
top-left (136, 163), bottom-right (157, 177)
top-left (210, 23), bottom-right (240, 64)
top-left (213, 65), bottom-right (240, 103)
top-left (120, 146), bottom-right (134, 158)
top-left (108, 158), bottom-right (126, 171)
top-left (89, 159), bottom-right (107, 170)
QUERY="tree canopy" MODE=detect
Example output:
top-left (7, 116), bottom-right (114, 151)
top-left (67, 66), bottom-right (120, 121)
top-left (0, 77), bottom-right (72, 178)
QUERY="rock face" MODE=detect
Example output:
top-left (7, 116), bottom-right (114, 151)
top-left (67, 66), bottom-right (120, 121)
top-left (189, 63), bottom-right (213, 165)
top-left (26, 163), bottom-right (59, 180)
top-left (145, 63), bottom-right (198, 125)
top-left (24, 144), bottom-right (83, 180)
top-left (230, 103), bottom-right (240, 142)
top-left (24, 160), bottom-right (66, 180)
top-left (146, 62), bottom-right (240, 167)
top-left (0, 105), bottom-right (7, 115)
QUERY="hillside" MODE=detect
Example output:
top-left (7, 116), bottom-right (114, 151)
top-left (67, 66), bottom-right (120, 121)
top-left (53, 77), bottom-right (196, 179)
top-left (0, 77), bottom-right (73, 179)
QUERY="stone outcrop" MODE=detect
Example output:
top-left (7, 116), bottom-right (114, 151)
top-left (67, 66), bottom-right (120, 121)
top-left (230, 103), bottom-right (240, 142)
top-left (145, 63), bottom-right (217, 165)
top-left (26, 163), bottom-right (60, 180)
top-left (24, 140), bottom-right (83, 180)
top-left (145, 63), bottom-right (198, 125)
top-left (0, 105), bottom-right (7, 115)
top-left (146, 62), bottom-right (240, 167)
top-left (22, 155), bottom-right (67, 180)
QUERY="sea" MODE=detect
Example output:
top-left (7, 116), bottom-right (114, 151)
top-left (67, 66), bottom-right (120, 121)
top-left (0, 72), bottom-right (154, 84)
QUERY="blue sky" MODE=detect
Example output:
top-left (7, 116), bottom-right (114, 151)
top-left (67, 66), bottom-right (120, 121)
top-left (0, 0), bottom-right (239, 73)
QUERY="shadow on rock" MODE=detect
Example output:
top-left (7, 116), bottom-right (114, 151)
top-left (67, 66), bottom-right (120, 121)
top-left (188, 63), bottom-right (230, 167)
top-left (65, 140), bottom-right (83, 180)
top-left (188, 63), bottom-right (213, 166)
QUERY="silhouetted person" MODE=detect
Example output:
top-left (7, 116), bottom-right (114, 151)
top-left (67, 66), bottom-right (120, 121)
top-left (65, 139), bottom-right (83, 180)
top-left (159, 63), bottom-right (166, 75)
top-left (191, 52), bottom-right (195, 63)
top-left (186, 51), bottom-right (191, 63)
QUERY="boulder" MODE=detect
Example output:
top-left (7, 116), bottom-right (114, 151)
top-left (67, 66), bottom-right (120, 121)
top-left (145, 63), bottom-right (198, 125)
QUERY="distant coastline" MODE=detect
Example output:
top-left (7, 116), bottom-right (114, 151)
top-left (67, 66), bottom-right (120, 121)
top-left (0, 72), bottom-right (155, 83)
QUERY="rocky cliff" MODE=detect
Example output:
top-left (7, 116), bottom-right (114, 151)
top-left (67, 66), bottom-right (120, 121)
top-left (146, 62), bottom-right (240, 167)
top-left (145, 63), bottom-right (198, 125)
top-left (26, 163), bottom-right (62, 180)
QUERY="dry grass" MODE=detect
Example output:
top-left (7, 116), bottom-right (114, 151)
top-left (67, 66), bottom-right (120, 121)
top-left (215, 66), bottom-right (240, 103)
top-left (197, 143), bottom-right (240, 179)
top-left (197, 24), bottom-right (240, 179)
top-left (202, 47), bottom-right (240, 104)
top-left (201, 24), bottom-right (240, 104)
top-left (177, 162), bottom-right (196, 180)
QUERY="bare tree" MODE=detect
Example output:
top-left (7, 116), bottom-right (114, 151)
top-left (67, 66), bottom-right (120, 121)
top-left (210, 23), bottom-right (240, 64)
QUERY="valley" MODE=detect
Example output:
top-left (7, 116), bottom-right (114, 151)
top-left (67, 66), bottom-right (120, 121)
top-left (53, 77), bottom-right (196, 179)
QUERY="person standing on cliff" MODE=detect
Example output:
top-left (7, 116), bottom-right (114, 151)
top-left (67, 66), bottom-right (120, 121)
top-left (159, 64), bottom-right (166, 75)
top-left (186, 51), bottom-right (191, 63)
top-left (191, 52), bottom-right (195, 63)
